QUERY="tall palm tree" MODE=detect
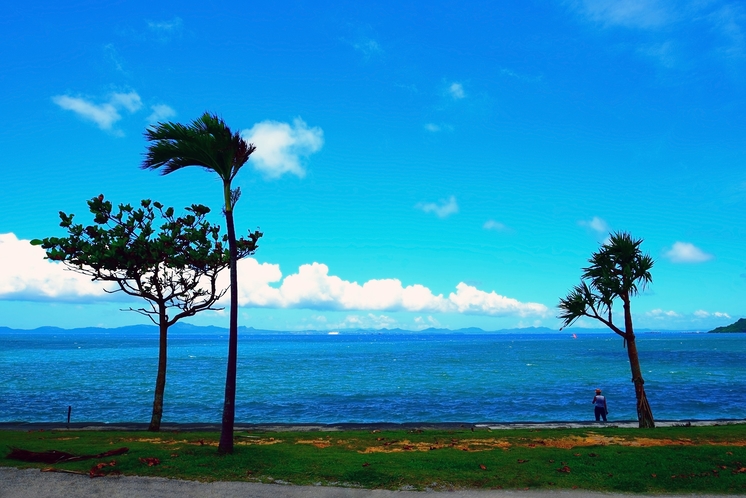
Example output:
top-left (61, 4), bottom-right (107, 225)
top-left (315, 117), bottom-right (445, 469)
top-left (142, 112), bottom-right (256, 453)
top-left (558, 232), bottom-right (655, 428)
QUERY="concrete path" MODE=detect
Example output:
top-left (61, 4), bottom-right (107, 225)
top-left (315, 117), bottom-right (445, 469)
top-left (2, 468), bottom-right (745, 498)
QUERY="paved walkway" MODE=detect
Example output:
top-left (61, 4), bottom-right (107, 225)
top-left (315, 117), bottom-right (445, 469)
top-left (2, 468), bottom-right (745, 498)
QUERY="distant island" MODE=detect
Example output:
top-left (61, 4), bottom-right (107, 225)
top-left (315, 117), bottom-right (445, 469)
top-left (708, 318), bottom-right (746, 333)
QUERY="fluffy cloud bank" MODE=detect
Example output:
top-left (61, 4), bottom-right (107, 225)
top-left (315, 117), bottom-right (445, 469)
top-left (224, 259), bottom-right (548, 317)
top-left (0, 233), bottom-right (106, 301)
top-left (242, 118), bottom-right (324, 178)
top-left (1, 233), bottom-right (548, 317)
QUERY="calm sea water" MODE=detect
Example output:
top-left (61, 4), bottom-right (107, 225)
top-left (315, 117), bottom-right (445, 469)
top-left (1, 331), bottom-right (744, 424)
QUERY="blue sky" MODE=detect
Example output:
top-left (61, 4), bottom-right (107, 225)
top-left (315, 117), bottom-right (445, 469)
top-left (1, 0), bottom-right (745, 331)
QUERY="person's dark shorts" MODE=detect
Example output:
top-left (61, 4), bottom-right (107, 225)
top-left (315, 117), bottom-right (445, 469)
top-left (594, 406), bottom-right (607, 421)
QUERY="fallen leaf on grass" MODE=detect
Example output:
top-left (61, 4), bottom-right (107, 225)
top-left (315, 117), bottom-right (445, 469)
top-left (517, 459), bottom-right (529, 464)
top-left (89, 461), bottom-right (117, 478)
top-left (557, 466), bottom-right (571, 473)
top-left (139, 457), bottom-right (160, 467)
top-left (362, 462), bottom-right (370, 467)
top-left (479, 464), bottom-right (487, 470)
top-left (651, 474), bottom-right (657, 478)
top-left (588, 453), bottom-right (597, 457)
top-left (549, 459), bottom-right (555, 463)
top-left (574, 453), bottom-right (581, 456)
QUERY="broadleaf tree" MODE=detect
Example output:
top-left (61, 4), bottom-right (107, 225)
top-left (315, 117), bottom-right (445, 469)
top-left (31, 195), bottom-right (261, 431)
top-left (142, 112), bottom-right (256, 453)
top-left (558, 231), bottom-right (655, 428)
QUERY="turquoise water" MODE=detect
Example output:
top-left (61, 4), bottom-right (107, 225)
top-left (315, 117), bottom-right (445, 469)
top-left (1, 331), bottom-right (744, 424)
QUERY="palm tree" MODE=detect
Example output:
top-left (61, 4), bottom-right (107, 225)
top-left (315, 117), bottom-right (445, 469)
top-left (558, 232), bottom-right (655, 428)
top-left (142, 112), bottom-right (256, 453)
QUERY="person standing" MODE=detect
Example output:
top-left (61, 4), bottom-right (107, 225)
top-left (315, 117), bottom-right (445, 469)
top-left (592, 388), bottom-right (608, 422)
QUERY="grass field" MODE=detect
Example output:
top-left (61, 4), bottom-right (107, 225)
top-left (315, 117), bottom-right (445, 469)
top-left (2, 424), bottom-right (746, 493)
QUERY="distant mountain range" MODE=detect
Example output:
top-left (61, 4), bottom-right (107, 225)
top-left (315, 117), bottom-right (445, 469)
top-left (0, 323), bottom-right (711, 335)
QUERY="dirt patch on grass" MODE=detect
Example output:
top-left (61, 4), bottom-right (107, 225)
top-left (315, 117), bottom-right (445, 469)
top-left (360, 438), bottom-right (512, 453)
top-left (296, 439), bottom-right (333, 448)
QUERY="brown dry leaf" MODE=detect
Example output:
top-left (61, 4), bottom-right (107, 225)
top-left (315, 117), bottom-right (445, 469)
top-left (479, 464), bottom-right (487, 470)
top-left (557, 466), bottom-right (571, 473)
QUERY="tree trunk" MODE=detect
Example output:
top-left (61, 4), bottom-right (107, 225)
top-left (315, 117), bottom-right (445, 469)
top-left (218, 208), bottom-right (239, 454)
top-left (623, 298), bottom-right (655, 428)
top-left (148, 306), bottom-right (169, 432)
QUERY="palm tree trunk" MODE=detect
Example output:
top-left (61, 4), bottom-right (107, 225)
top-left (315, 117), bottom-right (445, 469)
top-left (218, 208), bottom-right (239, 454)
top-left (623, 298), bottom-right (655, 428)
top-left (148, 307), bottom-right (168, 432)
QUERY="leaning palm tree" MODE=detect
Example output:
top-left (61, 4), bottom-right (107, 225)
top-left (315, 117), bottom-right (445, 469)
top-left (558, 232), bottom-right (655, 428)
top-left (142, 112), bottom-right (256, 453)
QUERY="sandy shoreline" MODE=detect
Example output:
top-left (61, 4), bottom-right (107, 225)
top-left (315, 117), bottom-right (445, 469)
top-left (1, 419), bottom-right (743, 432)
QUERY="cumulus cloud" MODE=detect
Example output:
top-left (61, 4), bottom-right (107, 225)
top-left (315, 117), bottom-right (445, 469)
top-left (646, 308), bottom-right (680, 318)
top-left (579, 216), bottom-right (609, 234)
top-left (52, 91), bottom-right (143, 131)
top-left (242, 118), bottom-right (324, 178)
top-left (4, 230), bottom-right (549, 319)
top-left (146, 104), bottom-right (177, 123)
top-left (694, 310), bottom-right (731, 319)
top-left (449, 82), bottom-right (466, 99)
top-left (416, 196), bottom-right (459, 218)
top-left (221, 259), bottom-right (548, 317)
top-left (664, 242), bottom-right (713, 263)
top-left (483, 220), bottom-right (507, 232)
top-left (0, 233), bottom-right (108, 301)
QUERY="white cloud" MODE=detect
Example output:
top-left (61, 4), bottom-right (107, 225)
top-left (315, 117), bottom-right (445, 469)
top-left (146, 104), bottom-right (176, 123)
top-left (579, 216), bottom-right (609, 234)
top-left (449, 82), bottom-right (466, 99)
top-left (0, 233), bottom-right (108, 301)
top-left (483, 220), bottom-right (507, 231)
top-left (569, 0), bottom-right (674, 29)
top-left (694, 309), bottom-right (731, 319)
top-left (52, 91), bottom-right (142, 131)
top-left (222, 259), bottom-right (549, 317)
top-left (448, 283), bottom-right (549, 317)
top-left (414, 315), bottom-right (441, 329)
top-left (416, 196), bottom-right (459, 218)
top-left (664, 241), bottom-right (713, 263)
top-left (242, 118), bottom-right (324, 178)
top-left (646, 308), bottom-right (681, 318)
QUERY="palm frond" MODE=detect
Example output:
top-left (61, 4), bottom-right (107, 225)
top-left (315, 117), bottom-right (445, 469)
top-left (142, 112), bottom-right (256, 184)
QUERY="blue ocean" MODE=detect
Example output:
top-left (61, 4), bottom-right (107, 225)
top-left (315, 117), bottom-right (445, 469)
top-left (1, 330), bottom-right (744, 424)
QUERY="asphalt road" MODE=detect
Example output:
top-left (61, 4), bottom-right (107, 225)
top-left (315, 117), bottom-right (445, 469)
top-left (2, 468), bottom-right (746, 498)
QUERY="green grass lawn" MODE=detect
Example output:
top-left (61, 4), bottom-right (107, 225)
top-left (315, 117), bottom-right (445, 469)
top-left (2, 424), bottom-right (746, 493)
